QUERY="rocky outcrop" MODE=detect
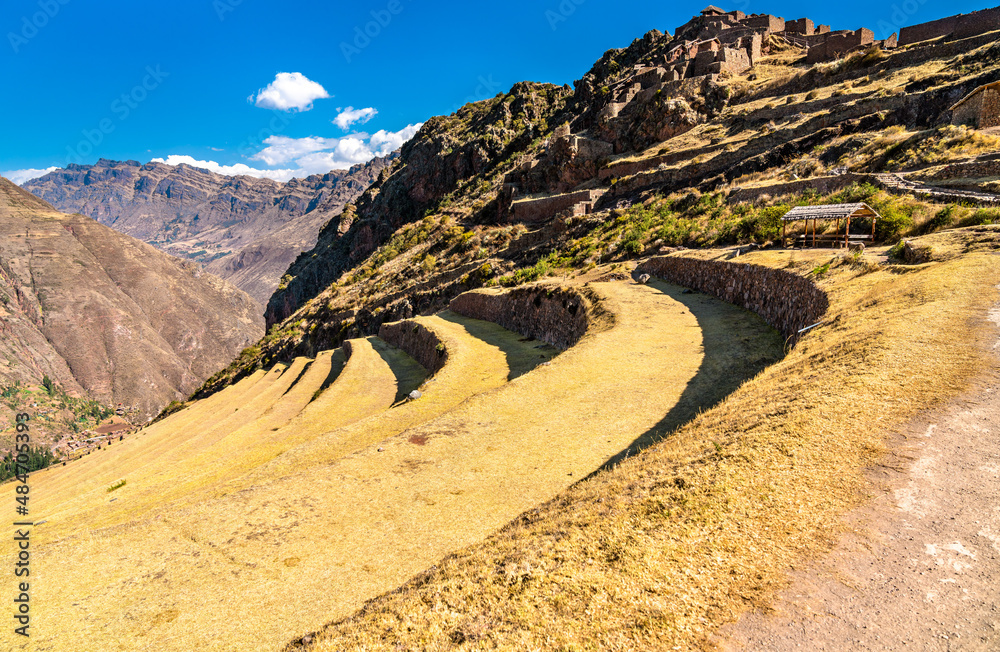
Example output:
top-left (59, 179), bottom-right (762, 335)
top-left (0, 177), bottom-right (263, 419)
top-left (266, 82), bottom-right (573, 327)
top-left (636, 255), bottom-right (828, 340)
top-left (23, 157), bottom-right (393, 303)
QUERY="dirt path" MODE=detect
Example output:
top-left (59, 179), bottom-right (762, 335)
top-left (717, 311), bottom-right (1000, 651)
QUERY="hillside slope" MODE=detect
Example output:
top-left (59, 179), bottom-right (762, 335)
top-left (0, 176), bottom-right (263, 424)
top-left (229, 13), bottom-right (1000, 379)
top-left (23, 157), bottom-right (393, 302)
top-left (5, 274), bottom-right (779, 651)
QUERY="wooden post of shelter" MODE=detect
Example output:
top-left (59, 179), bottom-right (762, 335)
top-left (781, 203), bottom-right (881, 250)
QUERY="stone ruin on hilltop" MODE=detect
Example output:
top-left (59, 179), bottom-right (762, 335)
top-left (498, 4), bottom-right (1000, 222)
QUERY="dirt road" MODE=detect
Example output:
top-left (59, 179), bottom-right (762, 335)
top-left (717, 310), bottom-right (1000, 651)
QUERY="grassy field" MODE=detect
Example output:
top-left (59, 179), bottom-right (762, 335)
top-left (293, 231), bottom-right (1000, 651)
top-left (0, 279), bottom-right (779, 651)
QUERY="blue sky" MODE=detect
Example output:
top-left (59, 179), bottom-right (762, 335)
top-left (0, 0), bottom-right (990, 183)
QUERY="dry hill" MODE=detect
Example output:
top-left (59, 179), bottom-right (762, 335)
top-left (5, 3), bottom-right (1000, 651)
top-left (0, 176), bottom-right (263, 428)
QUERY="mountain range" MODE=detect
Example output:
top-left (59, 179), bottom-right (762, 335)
top-left (23, 156), bottom-right (394, 303)
top-left (0, 176), bottom-right (263, 421)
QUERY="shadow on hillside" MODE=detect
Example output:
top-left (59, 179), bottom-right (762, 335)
top-left (437, 310), bottom-right (559, 381)
top-left (597, 281), bottom-right (784, 472)
top-left (371, 336), bottom-right (429, 404)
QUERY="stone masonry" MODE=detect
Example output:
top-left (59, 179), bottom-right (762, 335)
top-left (449, 286), bottom-right (594, 350)
top-left (805, 28), bottom-right (876, 64)
top-left (951, 82), bottom-right (1000, 129)
top-left (899, 6), bottom-right (1000, 46)
top-left (511, 189), bottom-right (607, 223)
top-left (636, 256), bottom-right (829, 341)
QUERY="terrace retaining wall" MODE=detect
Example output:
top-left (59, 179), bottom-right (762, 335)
top-left (449, 286), bottom-right (594, 350)
top-left (637, 256), bottom-right (828, 340)
top-left (378, 320), bottom-right (449, 374)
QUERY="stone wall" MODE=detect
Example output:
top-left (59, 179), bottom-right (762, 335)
top-left (728, 173), bottom-right (872, 203)
top-left (511, 190), bottom-right (605, 223)
top-left (915, 159), bottom-right (1000, 180)
top-left (806, 28), bottom-right (875, 64)
top-left (983, 87), bottom-right (1000, 129)
top-left (953, 91), bottom-right (985, 127)
top-left (636, 256), bottom-right (829, 341)
top-left (899, 14), bottom-right (958, 45)
top-left (786, 18), bottom-right (815, 35)
top-left (449, 286), bottom-right (595, 349)
top-left (952, 84), bottom-right (1000, 129)
top-left (378, 319), bottom-right (448, 374)
top-left (742, 14), bottom-right (785, 34)
top-left (954, 6), bottom-right (1000, 39)
top-left (899, 6), bottom-right (1000, 46)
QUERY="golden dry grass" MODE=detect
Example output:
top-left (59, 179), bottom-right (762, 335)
top-left (0, 280), bottom-right (779, 651)
top-left (294, 234), bottom-right (1000, 651)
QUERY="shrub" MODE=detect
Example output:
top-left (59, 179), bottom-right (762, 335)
top-left (887, 240), bottom-right (906, 259)
top-left (1, 446), bottom-right (57, 482)
top-left (927, 204), bottom-right (958, 231)
top-left (966, 208), bottom-right (1000, 226)
top-left (875, 204), bottom-right (914, 240)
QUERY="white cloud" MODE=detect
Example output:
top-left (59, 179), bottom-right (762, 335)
top-left (251, 123), bottom-right (422, 176)
top-left (3, 167), bottom-right (58, 185)
top-left (370, 123), bottom-right (423, 156)
top-left (250, 72), bottom-right (330, 112)
top-left (150, 155), bottom-right (297, 182)
top-left (251, 136), bottom-right (343, 166)
top-left (153, 122), bottom-right (424, 183)
top-left (333, 106), bottom-right (378, 131)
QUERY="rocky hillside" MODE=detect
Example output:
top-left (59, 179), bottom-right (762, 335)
top-left (0, 176), bottom-right (263, 423)
top-left (23, 156), bottom-right (393, 303)
top-left (201, 10), bottom-right (998, 381)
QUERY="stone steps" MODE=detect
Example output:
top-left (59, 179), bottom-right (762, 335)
top-left (874, 173), bottom-right (1000, 205)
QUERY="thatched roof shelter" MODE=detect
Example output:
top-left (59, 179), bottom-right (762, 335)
top-left (781, 203), bottom-right (879, 248)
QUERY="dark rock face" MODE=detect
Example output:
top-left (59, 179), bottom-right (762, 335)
top-left (0, 177), bottom-right (264, 419)
top-left (23, 156), bottom-right (393, 303)
top-left (265, 82), bottom-right (573, 327)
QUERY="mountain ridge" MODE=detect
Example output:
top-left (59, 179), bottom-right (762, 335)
top-left (0, 175), bottom-right (264, 425)
top-left (22, 155), bottom-right (395, 302)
